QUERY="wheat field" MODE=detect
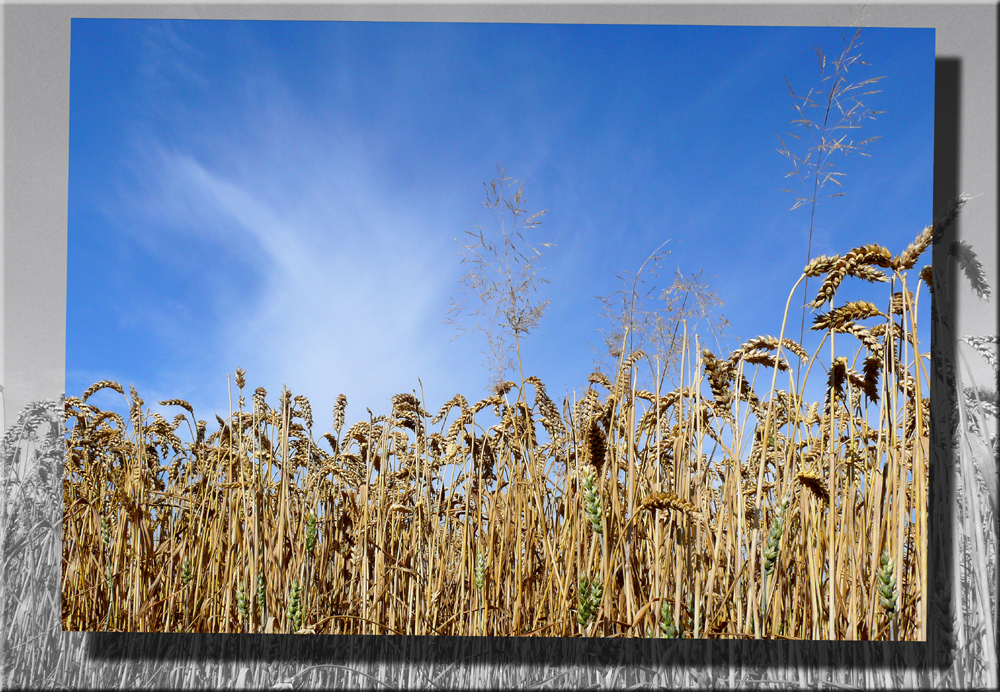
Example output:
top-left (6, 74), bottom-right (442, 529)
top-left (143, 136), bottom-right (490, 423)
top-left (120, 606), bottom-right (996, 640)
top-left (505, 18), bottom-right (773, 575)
top-left (56, 201), bottom-right (964, 640)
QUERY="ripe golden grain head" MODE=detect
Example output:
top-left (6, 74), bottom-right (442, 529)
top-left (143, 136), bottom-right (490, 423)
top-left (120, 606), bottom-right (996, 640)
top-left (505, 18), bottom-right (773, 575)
top-left (812, 300), bottom-right (884, 332)
top-left (894, 224), bottom-right (932, 271)
top-left (638, 491), bottom-right (704, 523)
top-left (839, 322), bottom-right (881, 354)
top-left (796, 468), bottom-right (830, 504)
top-left (803, 253), bottom-right (842, 277)
top-left (890, 291), bottom-right (914, 316)
top-left (588, 370), bottom-right (612, 390)
top-left (584, 419), bottom-right (606, 475)
top-left (809, 244), bottom-right (894, 308)
top-left (729, 335), bottom-right (808, 365)
top-left (920, 265), bottom-right (933, 294)
top-left (862, 355), bottom-right (882, 405)
top-left (80, 379), bottom-right (124, 403)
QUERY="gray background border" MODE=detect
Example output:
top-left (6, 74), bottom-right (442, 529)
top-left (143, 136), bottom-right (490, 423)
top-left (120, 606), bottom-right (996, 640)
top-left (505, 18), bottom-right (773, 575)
top-left (1, 6), bottom-right (997, 684)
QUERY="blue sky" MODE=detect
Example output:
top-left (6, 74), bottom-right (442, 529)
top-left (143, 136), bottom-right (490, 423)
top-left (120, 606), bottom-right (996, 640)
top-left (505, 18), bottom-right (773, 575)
top-left (66, 20), bottom-right (935, 439)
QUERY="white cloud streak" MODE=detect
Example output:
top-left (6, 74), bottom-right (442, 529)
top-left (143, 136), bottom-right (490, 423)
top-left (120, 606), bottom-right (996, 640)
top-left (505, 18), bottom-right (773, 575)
top-left (113, 106), bottom-right (487, 431)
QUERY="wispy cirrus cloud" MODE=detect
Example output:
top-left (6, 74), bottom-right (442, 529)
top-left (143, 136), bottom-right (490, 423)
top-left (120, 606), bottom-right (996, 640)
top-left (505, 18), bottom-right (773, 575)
top-left (94, 44), bottom-right (490, 426)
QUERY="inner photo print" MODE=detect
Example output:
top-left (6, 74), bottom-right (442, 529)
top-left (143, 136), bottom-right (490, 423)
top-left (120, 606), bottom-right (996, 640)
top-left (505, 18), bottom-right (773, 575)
top-left (63, 19), bottom-right (935, 639)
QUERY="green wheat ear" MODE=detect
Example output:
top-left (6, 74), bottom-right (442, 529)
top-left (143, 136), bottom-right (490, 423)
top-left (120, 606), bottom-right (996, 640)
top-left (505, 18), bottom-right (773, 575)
top-left (475, 551), bottom-right (486, 591)
top-left (764, 497), bottom-right (791, 575)
top-left (305, 511), bottom-right (318, 555)
top-left (660, 600), bottom-right (680, 639)
top-left (878, 550), bottom-right (897, 615)
top-left (100, 516), bottom-right (111, 548)
top-left (101, 517), bottom-right (113, 588)
top-left (577, 574), bottom-right (603, 628)
top-left (287, 579), bottom-right (302, 632)
top-left (583, 468), bottom-right (603, 534)
top-left (236, 584), bottom-right (249, 627)
top-left (257, 572), bottom-right (267, 625)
